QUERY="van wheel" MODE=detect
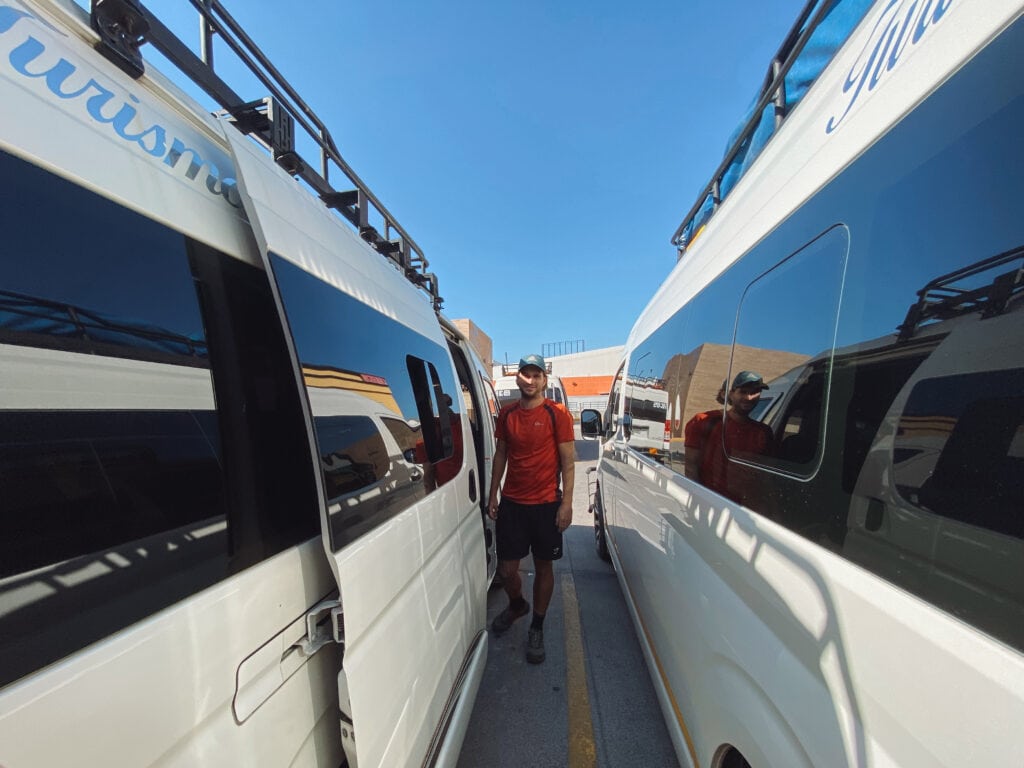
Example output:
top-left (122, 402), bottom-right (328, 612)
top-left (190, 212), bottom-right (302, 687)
top-left (593, 493), bottom-right (611, 562)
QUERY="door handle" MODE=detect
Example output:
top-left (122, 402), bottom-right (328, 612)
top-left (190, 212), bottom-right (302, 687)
top-left (296, 599), bottom-right (343, 656)
top-left (468, 468), bottom-right (477, 501)
top-left (864, 497), bottom-right (885, 532)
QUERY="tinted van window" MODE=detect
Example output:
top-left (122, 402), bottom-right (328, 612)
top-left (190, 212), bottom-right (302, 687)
top-left (270, 254), bottom-right (461, 551)
top-left (0, 150), bottom-right (229, 687)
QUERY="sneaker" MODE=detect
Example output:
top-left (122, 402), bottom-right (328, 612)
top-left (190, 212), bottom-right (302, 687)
top-left (526, 627), bottom-right (545, 664)
top-left (490, 600), bottom-right (529, 636)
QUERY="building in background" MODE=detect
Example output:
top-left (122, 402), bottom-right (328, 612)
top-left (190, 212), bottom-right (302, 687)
top-left (452, 319), bottom-right (493, 373)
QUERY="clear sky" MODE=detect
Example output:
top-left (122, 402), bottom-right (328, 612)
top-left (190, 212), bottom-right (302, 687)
top-left (141, 0), bottom-right (809, 364)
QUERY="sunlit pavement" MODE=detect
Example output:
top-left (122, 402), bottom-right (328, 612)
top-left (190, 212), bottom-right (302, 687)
top-left (457, 429), bottom-right (679, 768)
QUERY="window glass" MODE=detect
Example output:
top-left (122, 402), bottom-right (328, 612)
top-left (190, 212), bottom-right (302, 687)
top-left (495, 378), bottom-right (519, 409)
top-left (894, 371), bottom-right (1024, 536)
top-left (730, 226), bottom-right (849, 477)
top-left (0, 156), bottom-right (207, 368)
top-left (186, 244), bottom-right (318, 559)
top-left (269, 254), bottom-right (459, 550)
top-left (546, 384), bottom-right (564, 404)
top-left (624, 368), bottom-right (668, 461)
top-left (604, 364), bottom-right (625, 438)
top-left (481, 374), bottom-right (499, 423)
top-left (0, 150), bottom-right (229, 688)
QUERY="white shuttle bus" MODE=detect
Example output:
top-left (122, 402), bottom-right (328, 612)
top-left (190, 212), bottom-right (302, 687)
top-left (0, 1), bottom-right (497, 766)
top-left (583, 0), bottom-right (1024, 766)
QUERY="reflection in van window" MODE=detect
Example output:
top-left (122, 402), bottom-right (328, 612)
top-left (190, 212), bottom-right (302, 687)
top-left (316, 415), bottom-right (390, 499)
top-left (0, 150), bottom-right (230, 688)
top-left (270, 254), bottom-right (461, 550)
top-left (0, 151), bottom-right (208, 367)
top-left (895, 371), bottom-right (1024, 538)
top-left (730, 226), bottom-right (849, 479)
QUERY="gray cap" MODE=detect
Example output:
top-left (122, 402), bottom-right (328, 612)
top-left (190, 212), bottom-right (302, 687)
top-left (731, 370), bottom-right (768, 390)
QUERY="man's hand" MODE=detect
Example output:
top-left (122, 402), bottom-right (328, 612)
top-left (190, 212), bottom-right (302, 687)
top-left (488, 497), bottom-right (500, 520)
top-left (556, 500), bottom-right (573, 532)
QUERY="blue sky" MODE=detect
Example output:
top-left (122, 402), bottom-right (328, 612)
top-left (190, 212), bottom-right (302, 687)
top-left (142, 0), bottom-right (809, 364)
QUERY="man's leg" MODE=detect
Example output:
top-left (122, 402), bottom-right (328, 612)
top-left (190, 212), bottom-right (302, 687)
top-left (499, 558), bottom-right (522, 602)
top-left (532, 557), bottom-right (554, 616)
top-left (525, 557), bottom-right (554, 664)
top-left (491, 557), bottom-right (530, 635)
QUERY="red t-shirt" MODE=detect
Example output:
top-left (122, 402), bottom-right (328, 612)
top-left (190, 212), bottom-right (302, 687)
top-left (683, 409), bottom-right (722, 449)
top-left (685, 410), bottom-right (772, 503)
top-left (496, 399), bottom-right (575, 504)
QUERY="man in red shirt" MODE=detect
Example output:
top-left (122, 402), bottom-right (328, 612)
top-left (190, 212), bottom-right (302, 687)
top-left (684, 371), bottom-right (773, 506)
top-left (487, 354), bottom-right (575, 664)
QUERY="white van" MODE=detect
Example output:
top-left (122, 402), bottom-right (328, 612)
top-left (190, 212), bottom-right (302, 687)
top-left (581, 1), bottom-right (1024, 766)
top-left (0, 1), bottom-right (495, 766)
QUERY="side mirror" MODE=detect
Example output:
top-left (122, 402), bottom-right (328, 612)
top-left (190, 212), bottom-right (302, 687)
top-left (580, 409), bottom-right (602, 438)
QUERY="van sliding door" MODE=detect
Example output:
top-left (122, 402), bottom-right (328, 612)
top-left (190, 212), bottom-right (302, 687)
top-left (223, 128), bottom-right (486, 767)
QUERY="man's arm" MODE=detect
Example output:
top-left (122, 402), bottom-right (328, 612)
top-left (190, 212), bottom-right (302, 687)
top-left (556, 440), bottom-right (575, 531)
top-left (487, 439), bottom-right (507, 520)
top-left (683, 449), bottom-right (701, 481)
top-left (681, 412), bottom-right (709, 482)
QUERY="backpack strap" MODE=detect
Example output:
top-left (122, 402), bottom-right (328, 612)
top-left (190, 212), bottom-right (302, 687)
top-left (542, 401), bottom-right (564, 499)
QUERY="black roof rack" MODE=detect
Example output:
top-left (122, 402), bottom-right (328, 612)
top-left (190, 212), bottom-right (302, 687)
top-left (670, 0), bottom-right (865, 256)
top-left (90, 0), bottom-right (443, 310)
top-left (897, 247), bottom-right (1024, 341)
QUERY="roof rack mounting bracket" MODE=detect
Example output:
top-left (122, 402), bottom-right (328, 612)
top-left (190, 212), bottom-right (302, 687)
top-left (228, 97), bottom-right (298, 173)
top-left (90, 0), bottom-right (150, 79)
top-left (323, 190), bottom-right (368, 230)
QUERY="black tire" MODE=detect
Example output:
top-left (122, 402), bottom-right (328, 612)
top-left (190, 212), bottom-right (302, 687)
top-left (593, 491), bottom-right (611, 562)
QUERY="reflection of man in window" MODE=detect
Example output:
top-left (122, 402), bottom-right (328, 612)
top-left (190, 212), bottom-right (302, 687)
top-left (684, 371), bottom-right (773, 505)
top-left (682, 379), bottom-right (726, 480)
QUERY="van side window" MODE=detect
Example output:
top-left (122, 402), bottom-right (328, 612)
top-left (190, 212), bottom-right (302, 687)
top-left (0, 150), bottom-right (230, 688)
top-left (894, 370), bottom-right (1024, 538)
top-left (268, 254), bottom-right (461, 551)
top-left (408, 358), bottom-right (454, 463)
top-left (731, 226), bottom-right (849, 477)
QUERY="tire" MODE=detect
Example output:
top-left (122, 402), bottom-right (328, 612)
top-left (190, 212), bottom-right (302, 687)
top-left (593, 491), bottom-right (611, 562)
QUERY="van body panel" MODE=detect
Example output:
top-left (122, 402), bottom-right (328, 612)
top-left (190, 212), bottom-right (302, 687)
top-left (221, 127), bottom-right (440, 336)
top-left (0, 540), bottom-right (342, 767)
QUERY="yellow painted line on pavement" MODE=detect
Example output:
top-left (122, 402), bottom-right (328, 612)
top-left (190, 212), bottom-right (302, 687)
top-left (562, 572), bottom-right (597, 768)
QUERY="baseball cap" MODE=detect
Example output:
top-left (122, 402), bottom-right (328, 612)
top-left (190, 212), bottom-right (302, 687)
top-left (518, 353), bottom-right (547, 372)
top-left (731, 370), bottom-right (768, 390)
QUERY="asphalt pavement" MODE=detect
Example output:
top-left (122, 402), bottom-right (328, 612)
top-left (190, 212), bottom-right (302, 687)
top-left (456, 432), bottom-right (680, 768)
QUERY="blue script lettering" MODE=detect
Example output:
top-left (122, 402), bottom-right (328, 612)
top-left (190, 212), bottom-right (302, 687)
top-left (0, 3), bottom-right (239, 206)
top-left (0, 5), bottom-right (30, 34)
top-left (826, 0), bottom-right (954, 134)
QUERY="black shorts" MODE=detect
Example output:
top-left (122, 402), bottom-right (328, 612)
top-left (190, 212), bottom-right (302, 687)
top-left (495, 498), bottom-right (563, 562)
